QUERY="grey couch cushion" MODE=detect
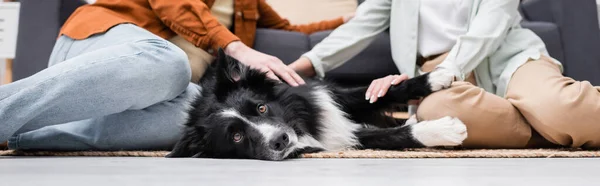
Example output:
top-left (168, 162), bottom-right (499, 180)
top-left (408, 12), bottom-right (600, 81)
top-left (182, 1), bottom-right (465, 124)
top-left (520, 21), bottom-right (565, 63)
top-left (309, 30), bottom-right (398, 85)
top-left (253, 29), bottom-right (310, 64)
top-left (521, 0), bottom-right (600, 85)
top-left (14, 0), bottom-right (61, 81)
top-left (13, 0), bottom-right (87, 81)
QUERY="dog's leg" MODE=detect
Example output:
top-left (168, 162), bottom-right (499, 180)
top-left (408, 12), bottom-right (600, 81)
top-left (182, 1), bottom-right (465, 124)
top-left (332, 71), bottom-right (453, 127)
top-left (356, 116), bottom-right (467, 149)
top-left (334, 72), bottom-right (450, 109)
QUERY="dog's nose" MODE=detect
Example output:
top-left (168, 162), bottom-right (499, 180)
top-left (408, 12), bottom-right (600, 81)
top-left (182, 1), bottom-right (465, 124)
top-left (269, 133), bottom-right (289, 151)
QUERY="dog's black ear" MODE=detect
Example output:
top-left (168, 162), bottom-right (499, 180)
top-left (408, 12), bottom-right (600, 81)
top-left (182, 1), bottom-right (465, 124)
top-left (213, 48), bottom-right (245, 100)
top-left (216, 48), bottom-right (244, 83)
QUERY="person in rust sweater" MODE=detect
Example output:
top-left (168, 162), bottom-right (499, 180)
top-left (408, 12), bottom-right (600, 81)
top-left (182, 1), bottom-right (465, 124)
top-left (0, 0), bottom-right (353, 150)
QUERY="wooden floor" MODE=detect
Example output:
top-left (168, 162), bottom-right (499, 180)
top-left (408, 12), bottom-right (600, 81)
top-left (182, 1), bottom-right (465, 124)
top-left (0, 157), bottom-right (597, 186)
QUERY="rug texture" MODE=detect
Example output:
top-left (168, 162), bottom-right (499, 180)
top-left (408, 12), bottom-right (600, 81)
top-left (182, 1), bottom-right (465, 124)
top-left (2, 148), bottom-right (599, 158)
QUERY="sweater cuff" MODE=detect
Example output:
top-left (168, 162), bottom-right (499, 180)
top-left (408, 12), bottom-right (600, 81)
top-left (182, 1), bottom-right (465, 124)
top-left (200, 26), bottom-right (240, 55)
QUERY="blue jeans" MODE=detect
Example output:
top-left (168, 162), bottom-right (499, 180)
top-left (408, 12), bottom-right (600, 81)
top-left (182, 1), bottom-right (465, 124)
top-left (0, 24), bottom-right (200, 150)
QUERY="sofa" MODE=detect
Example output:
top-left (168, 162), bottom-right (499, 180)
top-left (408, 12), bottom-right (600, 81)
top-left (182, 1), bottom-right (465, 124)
top-left (13, 0), bottom-right (600, 86)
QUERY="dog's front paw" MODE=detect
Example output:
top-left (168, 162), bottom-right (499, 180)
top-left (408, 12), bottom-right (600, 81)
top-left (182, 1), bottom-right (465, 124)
top-left (405, 114), bottom-right (418, 125)
top-left (411, 116), bottom-right (467, 147)
top-left (428, 68), bottom-right (455, 92)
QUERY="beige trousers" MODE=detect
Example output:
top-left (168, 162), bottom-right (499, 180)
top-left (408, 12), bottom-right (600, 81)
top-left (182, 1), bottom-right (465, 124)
top-left (168, 36), bottom-right (214, 83)
top-left (417, 57), bottom-right (600, 148)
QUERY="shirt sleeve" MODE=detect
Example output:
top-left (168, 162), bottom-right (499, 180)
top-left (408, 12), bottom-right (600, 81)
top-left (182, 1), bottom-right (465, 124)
top-left (437, 0), bottom-right (520, 80)
top-left (148, 0), bottom-right (240, 53)
top-left (301, 0), bottom-right (392, 78)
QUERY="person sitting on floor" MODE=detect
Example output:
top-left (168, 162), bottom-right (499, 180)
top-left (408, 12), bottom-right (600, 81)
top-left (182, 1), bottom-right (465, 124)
top-left (0, 0), bottom-right (353, 150)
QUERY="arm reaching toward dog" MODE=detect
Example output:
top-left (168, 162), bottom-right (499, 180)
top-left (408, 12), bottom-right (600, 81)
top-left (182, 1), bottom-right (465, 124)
top-left (148, 0), bottom-right (304, 86)
top-left (289, 0), bottom-right (392, 78)
top-left (288, 57), bottom-right (316, 77)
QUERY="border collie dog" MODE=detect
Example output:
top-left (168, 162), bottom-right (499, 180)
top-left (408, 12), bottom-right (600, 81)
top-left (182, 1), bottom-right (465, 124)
top-left (167, 49), bottom-right (467, 160)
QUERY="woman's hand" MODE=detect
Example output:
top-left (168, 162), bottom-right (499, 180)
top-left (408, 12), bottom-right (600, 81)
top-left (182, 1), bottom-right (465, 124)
top-left (289, 57), bottom-right (316, 77)
top-left (225, 41), bottom-right (305, 86)
top-left (366, 74), bottom-right (409, 103)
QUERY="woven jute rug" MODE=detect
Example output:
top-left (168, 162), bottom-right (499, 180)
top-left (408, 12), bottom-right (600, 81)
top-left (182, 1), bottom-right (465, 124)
top-left (1, 148), bottom-right (600, 158)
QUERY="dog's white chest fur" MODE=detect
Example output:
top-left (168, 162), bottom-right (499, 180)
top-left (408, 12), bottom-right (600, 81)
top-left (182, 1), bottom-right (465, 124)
top-left (310, 87), bottom-right (361, 151)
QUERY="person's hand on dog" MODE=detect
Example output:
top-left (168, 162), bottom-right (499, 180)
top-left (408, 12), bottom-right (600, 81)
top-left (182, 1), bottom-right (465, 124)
top-left (366, 74), bottom-right (409, 104)
top-left (366, 52), bottom-right (451, 104)
top-left (225, 41), bottom-right (305, 86)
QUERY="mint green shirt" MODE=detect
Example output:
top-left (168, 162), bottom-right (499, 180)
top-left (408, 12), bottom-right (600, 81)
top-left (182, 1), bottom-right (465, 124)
top-left (302, 0), bottom-right (562, 97)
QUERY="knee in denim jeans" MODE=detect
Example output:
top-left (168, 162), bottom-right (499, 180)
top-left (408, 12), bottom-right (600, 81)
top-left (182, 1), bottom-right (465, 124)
top-left (132, 39), bottom-right (191, 98)
top-left (135, 38), bottom-right (190, 74)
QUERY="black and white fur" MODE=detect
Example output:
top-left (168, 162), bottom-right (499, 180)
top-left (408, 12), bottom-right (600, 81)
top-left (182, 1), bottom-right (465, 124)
top-left (167, 49), bottom-right (466, 160)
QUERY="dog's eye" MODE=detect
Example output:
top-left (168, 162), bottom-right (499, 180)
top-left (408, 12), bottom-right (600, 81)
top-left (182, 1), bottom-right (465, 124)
top-left (233, 132), bottom-right (244, 143)
top-left (257, 104), bottom-right (268, 114)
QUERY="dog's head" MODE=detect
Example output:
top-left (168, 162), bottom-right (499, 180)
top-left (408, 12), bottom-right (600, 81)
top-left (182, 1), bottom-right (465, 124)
top-left (167, 49), bottom-right (322, 160)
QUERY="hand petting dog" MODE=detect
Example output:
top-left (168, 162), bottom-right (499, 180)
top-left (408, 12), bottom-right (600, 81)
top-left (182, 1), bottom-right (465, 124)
top-left (225, 41), bottom-right (306, 86)
top-left (367, 52), bottom-right (450, 104)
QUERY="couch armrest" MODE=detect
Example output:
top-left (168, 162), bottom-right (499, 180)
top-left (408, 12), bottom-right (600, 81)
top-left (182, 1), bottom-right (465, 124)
top-left (13, 0), bottom-right (86, 81)
top-left (521, 0), bottom-right (600, 85)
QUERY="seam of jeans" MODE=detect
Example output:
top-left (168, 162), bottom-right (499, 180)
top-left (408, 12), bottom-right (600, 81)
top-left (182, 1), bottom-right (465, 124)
top-left (60, 38), bottom-right (76, 63)
top-left (134, 39), bottom-right (170, 50)
top-left (47, 37), bottom-right (70, 67)
top-left (54, 38), bottom-right (69, 62)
